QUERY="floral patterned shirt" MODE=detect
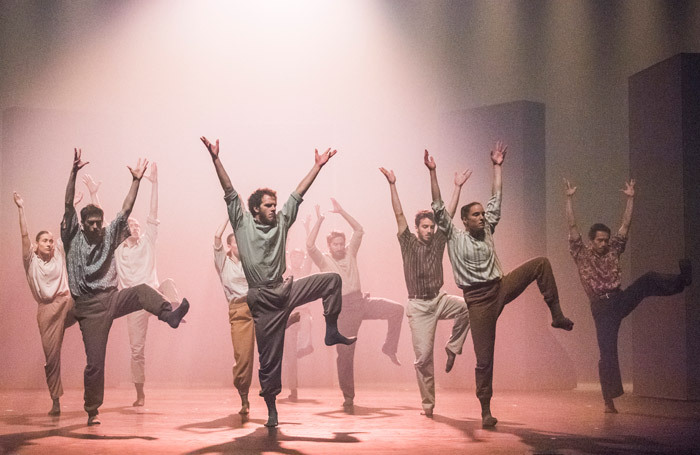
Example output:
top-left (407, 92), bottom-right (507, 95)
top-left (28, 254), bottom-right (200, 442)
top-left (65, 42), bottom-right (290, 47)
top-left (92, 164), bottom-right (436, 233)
top-left (569, 234), bottom-right (627, 299)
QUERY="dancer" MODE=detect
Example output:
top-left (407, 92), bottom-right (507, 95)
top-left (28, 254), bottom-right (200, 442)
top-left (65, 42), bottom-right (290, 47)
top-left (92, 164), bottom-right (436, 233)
top-left (283, 245), bottom-right (315, 401)
top-left (428, 143), bottom-right (574, 428)
top-left (61, 148), bottom-right (189, 425)
top-left (214, 216), bottom-right (255, 415)
top-left (307, 199), bottom-right (404, 410)
top-left (564, 178), bottom-right (692, 413)
top-left (379, 167), bottom-right (471, 418)
top-left (13, 191), bottom-right (78, 416)
top-left (199, 136), bottom-right (356, 428)
top-left (85, 165), bottom-right (179, 407)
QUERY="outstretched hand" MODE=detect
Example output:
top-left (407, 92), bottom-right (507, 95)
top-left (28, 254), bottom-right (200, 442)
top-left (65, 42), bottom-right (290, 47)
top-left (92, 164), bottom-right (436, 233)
top-left (82, 174), bottom-right (101, 194)
top-left (73, 148), bottom-right (89, 172)
top-left (454, 169), bottom-right (473, 186)
top-left (315, 204), bottom-right (325, 221)
top-left (329, 198), bottom-right (344, 214)
top-left (490, 141), bottom-right (508, 165)
top-left (127, 158), bottom-right (149, 180)
top-left (13, 191), bottom-right (24, 208)
top-left (563, 178), bottom-right (577, 197)
top-left (621, 178), bottom-right (635, 197)
top-left (315, 148), bottom-right (337, 168)
top-left (200, 136), bottom-right (219, 160)
top-left (424, 150), bottom-right (436, 170)
top-left (145, 162), bottom-right (158, 183)
top-left (379, 167), bottom-right (396, 184)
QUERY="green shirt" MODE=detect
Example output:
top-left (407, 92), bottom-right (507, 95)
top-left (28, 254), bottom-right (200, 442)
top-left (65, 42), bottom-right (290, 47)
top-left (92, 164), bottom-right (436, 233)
top-left (224, 188), bottom-right (302, 287)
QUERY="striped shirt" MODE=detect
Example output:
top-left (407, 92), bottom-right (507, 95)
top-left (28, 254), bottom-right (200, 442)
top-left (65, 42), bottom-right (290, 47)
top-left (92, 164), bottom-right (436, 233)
top-left (432, 193), bottom-right (503, 288)
top-left (397, 227), bottom-right (446, 298)
top-left (61, 208), bottom-right (130, 299)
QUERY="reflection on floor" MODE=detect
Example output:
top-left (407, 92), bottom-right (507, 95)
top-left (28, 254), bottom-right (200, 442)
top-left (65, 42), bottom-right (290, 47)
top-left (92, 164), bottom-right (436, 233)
top-left (1, 386), bottom-right (699, 454)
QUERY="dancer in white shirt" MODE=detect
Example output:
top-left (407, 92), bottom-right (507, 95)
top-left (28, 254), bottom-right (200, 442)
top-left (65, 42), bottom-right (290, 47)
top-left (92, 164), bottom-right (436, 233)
top-left (214, 216), bottom-right (255, 415)
top-left (13, 191), bottom-right (77, 416)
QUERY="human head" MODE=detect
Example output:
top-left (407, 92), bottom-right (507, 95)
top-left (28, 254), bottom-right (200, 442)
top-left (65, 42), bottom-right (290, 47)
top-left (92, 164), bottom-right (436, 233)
top-left (588, 223), bottom-right (611, 255)
top-left (35, 231), bottom-right (55, 259)
top-left (326, 231), bottom-right (346, 260)
top-left (127, 217), bottom-right (141, 240)
top-left (248, 188), bottom-right (277, 226)
top-left (460, 202), bottom-right (485, 236)
top-left (414, 210), bottom-right (436, 243)
top-left (80, 204), bottom-right (104, 243)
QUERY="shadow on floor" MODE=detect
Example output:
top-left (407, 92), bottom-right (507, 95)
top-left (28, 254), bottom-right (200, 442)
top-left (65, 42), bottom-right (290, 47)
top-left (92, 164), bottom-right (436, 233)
top-left (185, 426), bottom-right (361, 455)
top-left (0, 422), bottom-right (157, 454)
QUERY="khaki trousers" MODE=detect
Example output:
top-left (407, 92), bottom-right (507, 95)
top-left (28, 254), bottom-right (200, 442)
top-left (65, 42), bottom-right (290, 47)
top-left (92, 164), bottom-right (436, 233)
top-left (36, 292), bottom-right (77, 399)
top-left (228, 297), bottom-right (255, 396)
top-left (406, 292), bottom-right (470, 412)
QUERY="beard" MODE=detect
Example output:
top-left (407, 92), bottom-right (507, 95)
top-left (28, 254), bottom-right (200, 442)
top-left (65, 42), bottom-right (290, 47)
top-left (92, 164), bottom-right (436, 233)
top-left (84, 228), bottom-right (105, 244)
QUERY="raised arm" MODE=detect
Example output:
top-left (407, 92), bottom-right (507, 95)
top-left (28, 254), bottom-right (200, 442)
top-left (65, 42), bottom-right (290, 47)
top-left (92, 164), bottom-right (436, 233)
top-left (295, 148), bottom-right (337, 197)
top-left (13, 192), bottom-right (31, 271)
top-left (330, 198), bottom-right (363, 233)
top-left (306, 204), bottom-right (325, 250)
top-left (379, 167), bottom-right (408, 234)
top-left (446, 168), bottom-right (473, 218)
top-left (65, 148), bottom-right (89, 211)
top-left (424, 150), bottom-right (441, 204)
top-left (144, 162), bottom-right (159, 219)
top-left (82, 174), bottom-right (102, 208)
top-left (563, 178), bottom-right (581, 241)
top-left (490, 141), bottom-right (507, 196)
top-left (121, 158), bottom-right (148, 217)
top-left (214, 215), bottom-right (229, 249)
top-left (618, 179), bottom-right (635, 237)
top-left (200, 137), bottom-right (234, 194)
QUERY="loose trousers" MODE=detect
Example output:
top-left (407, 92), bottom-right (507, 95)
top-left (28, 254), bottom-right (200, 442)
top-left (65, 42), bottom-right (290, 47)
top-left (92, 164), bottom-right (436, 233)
top-left (591, 271), bottom-right (686, 400)
top-left (336, 292), bottom-right (404, 401)
top-left (228, 298), bottom-right (255, 396)
top-left (282, 306), bottom-right (313, 392)
top-left (36, 292), bottom-right (77, 399)
top-left (462, 257), bottom-right (560, 403)
top-left (406, 292), bottom-right (470, 412)
top-left (246, 273), bottom-right (343, 399)
top-left (126, 278), bottom-right (180, 384)
top-left (74, 284), bottom-right (171, 416)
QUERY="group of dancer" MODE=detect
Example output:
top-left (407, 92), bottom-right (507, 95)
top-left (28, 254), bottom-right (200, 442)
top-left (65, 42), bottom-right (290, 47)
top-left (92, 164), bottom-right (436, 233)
top-left (13, 139), bottom-right (692, 428)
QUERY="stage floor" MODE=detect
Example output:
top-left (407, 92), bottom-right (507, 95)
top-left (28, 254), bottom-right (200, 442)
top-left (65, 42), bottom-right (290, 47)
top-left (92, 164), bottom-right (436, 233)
top-left (1, 386), bottom-right (699, 454)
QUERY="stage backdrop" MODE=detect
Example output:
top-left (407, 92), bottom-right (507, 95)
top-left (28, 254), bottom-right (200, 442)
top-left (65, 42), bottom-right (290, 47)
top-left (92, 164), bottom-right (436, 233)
top-left (629, 53), bottom-right (700, 401)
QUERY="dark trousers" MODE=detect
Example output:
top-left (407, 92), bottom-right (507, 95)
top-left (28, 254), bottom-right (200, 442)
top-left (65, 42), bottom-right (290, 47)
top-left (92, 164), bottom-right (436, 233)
top-left (73, 284), bottom-right (171, 416)
top-left (463, 257), bottom-right (560, 403)
top-left (336, 292), bottom-right (404, 401)
top-left (246, 273), bottom-right (343, 399)
top-left (591, 271), bottom-right (685, 401)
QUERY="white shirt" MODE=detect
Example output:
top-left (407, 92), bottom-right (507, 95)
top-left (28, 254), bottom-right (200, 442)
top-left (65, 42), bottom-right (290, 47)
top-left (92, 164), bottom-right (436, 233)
top-left (26, 241), bottom-right (70, 303)
top-left (115, 217), bottom-right (160, 289)
top-left (214, 244), bottom-right (248, 302)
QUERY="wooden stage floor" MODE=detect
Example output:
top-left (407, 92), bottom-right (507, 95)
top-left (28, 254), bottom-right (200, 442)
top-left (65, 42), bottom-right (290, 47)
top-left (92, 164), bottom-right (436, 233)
top-left (1, 386), bottom-right (699, 454)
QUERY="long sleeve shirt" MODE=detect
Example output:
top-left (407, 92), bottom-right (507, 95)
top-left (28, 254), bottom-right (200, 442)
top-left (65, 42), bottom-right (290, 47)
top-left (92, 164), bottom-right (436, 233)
top-left (224, 188), bottom-right (301, 287)
top-left (432, 193), bottom-right (503, 288)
